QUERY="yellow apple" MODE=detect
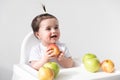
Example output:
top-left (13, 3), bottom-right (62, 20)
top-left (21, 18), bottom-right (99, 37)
top-left (101, 59), bottom-right (115, 73)
top-left (44, 62), bottom-right (60, 78)
top-left (38, 67), bottom-right (54, 80)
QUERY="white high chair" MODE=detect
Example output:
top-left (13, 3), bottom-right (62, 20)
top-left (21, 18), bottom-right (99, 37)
top-left (12, 31), bottom-right (120, 80)
top-left (20, 31), bottom-right (40, 64)
top-left (12, 31), bottom-right (39, 80)
top-left (11, 31), bottom-right (80, 80)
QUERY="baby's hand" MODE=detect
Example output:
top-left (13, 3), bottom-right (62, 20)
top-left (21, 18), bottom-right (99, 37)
top-left (57, 51), bottom-right (65, 61)
top-left (44, 48), bottom-right (56, 60)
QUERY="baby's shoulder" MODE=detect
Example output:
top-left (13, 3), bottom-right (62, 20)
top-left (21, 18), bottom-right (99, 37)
top-left (56, 42), bottom-right (68, 50)
top-left (31, 43), bottom-right (40, 50)
top-left (56, 42), bottom-right (66, 47)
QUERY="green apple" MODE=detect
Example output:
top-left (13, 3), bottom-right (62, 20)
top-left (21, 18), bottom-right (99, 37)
top-left (82, 53), bottom-right (97, 63)
top-left (84, 58), bottom-right (100, 73)
top-left (44, 62), bottom-right (60, 78)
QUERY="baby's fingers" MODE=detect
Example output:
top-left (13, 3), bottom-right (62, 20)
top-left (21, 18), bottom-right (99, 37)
top-left (46, 49), bottom-right (53, 55)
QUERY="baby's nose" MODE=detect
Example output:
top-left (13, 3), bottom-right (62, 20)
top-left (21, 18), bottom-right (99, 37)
top-left (51, 28), bottom-right (56, 32)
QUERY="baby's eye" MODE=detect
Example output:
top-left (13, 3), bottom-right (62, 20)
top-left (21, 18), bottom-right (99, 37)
top-left (46, 27), bottom-right (51, 30)
top-left (54, 26), bottom-right (59, 30)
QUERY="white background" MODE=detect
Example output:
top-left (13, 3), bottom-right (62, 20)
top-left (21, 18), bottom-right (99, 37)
top-left (0, 0), bottom-right (120, 80)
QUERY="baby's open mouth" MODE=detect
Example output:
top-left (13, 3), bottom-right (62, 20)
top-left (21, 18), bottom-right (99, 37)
top-left (50, 35), bottom-right (57, 38)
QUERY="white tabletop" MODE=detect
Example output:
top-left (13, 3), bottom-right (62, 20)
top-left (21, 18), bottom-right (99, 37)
top-left (56, 64), bottom-right (120, 80)
top-left (12, 58), bottom-right (120, 80)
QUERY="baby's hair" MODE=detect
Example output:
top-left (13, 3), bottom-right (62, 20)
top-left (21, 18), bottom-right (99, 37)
top-left (31, 13), bottom-right (58, 33)
top-left (31, 4), bottom-right (58, 38)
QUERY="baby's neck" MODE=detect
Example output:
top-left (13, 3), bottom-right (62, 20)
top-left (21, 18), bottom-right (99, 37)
top-left (41, 42), bottom-right (56, 47)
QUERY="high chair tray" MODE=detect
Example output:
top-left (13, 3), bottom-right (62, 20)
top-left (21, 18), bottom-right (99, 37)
top-left (56, 64), bottom-right (120, 80)
top-left (13, 63), bottom-right (120, 80)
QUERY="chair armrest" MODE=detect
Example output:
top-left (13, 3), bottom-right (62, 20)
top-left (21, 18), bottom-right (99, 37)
top-left (12, 64), bottom-right (38, 80)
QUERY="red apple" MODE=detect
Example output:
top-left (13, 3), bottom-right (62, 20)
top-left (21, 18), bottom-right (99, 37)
top-left (48, 44), bottom-right (60, 57)
top-left (101, 59), bottom-right (115, 73)
top-left (38, 67), bottom-right (54, 80)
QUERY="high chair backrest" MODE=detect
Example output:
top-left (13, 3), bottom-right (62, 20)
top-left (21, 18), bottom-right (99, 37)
top-left (20, 31), bottom-right (40, 64)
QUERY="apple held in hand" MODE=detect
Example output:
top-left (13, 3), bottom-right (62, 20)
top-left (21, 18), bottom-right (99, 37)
top-left (48, 44), bottom-right (60, 57)
top-left (38, 67), bottom-right (54, 80)
top-left (84, 58), bottom-right (100, 73)
top-left (44, 62), bottom-right (60, 78)
top-left (101, 59), bottom-right (115, 73)
top-left (82, 53), bottom-right (97, 63)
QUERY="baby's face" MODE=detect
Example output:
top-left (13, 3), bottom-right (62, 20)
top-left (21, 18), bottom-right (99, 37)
top-left (36, 18), bottom-right (60, 46)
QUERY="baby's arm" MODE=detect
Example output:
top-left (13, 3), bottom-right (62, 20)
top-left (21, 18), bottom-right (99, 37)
top-left (57, 52), bottom-right (74, 68)
top-left (30, 49), bottom-right (55, 70)
top-left (30, 57), bottom-right (48, 70)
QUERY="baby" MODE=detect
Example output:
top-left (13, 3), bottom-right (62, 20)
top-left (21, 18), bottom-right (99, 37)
top-left (29, 13), bottom-right (74, 70)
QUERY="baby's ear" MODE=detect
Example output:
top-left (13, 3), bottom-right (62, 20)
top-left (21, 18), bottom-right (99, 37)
top-left (34, 32), bottom-right (40, 39)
